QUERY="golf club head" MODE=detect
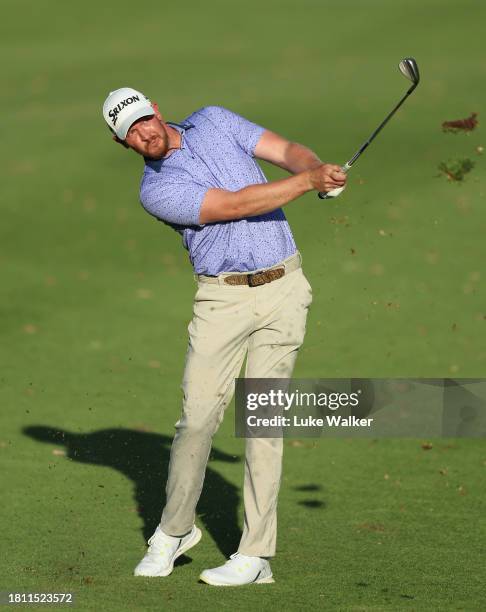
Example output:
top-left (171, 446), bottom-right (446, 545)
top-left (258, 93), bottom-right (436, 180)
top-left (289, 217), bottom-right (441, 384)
top-left (398, 57), bottom-right (420, 87)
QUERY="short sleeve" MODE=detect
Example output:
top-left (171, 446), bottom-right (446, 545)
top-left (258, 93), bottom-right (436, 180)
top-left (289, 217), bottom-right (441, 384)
top-left (140, 179), bottom-right (208, 226)
top-left (201, 106), bottom-right (265, 157)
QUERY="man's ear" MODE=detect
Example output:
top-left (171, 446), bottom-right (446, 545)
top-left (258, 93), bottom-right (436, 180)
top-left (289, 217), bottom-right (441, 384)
top-left (113, 134), bottom-right (129, 149)
top-left (152, 102), bottom-right (164, 122)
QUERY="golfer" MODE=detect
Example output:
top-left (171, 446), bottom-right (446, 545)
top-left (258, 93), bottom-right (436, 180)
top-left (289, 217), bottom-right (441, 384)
top-left (102, 88), bottom-right (346, 586)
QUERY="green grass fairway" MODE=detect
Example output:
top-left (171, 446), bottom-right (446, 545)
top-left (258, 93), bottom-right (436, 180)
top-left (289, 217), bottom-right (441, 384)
top-left (1, 0), bottom-right (486, 610)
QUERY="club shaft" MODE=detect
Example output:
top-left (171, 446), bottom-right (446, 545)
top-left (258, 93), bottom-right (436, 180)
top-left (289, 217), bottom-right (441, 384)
top-left (318, 83), bottom-right (416, 199)
top-left (344, 84), bottom-right (416, 169)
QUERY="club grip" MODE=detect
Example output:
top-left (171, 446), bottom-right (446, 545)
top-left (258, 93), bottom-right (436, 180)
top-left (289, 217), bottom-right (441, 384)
top-left (317, 185), bottom-right (346, 200)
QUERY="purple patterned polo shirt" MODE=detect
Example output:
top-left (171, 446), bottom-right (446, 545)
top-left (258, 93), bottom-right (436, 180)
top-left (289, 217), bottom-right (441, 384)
top-left (139, 105), bottom-right (297, 275)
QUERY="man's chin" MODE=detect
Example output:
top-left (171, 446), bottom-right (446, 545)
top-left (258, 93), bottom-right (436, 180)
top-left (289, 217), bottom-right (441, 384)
top-left (142, 144), bottom-right (167, 160)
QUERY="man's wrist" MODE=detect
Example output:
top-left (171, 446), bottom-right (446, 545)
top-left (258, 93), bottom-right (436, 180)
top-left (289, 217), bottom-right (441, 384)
top-left (299, 169), bottom-right (314, 193)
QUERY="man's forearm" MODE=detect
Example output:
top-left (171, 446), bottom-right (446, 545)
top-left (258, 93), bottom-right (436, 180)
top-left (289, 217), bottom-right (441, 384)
top-left (228, 143), bottom-right (323, 219)
top-left (229, 171), bottom-right (312, 219)
top-left (281, 142), bottom-right (323, 174)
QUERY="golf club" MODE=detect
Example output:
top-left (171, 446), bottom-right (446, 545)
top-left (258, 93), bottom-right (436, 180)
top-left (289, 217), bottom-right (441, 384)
top-left (318, 57), bottom-right (420, 199)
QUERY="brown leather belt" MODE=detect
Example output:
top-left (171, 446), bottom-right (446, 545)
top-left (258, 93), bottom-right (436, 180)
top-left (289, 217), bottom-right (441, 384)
top-left (196, 251), bottom-right (302, 286)
top-left (223, 267), bottom-right (285, 287)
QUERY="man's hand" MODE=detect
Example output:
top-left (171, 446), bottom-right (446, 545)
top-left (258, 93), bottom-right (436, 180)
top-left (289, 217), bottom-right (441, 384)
top-left (307, 164), bottom-right (347, 193)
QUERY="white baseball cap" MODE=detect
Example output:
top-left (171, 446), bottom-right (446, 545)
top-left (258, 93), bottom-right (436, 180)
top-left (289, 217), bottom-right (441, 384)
top-left (102, 87), bottom-right (155, 140)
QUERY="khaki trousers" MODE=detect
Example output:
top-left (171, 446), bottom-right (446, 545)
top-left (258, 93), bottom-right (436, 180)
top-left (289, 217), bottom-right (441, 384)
top-left (159, 251), bottom-right (312, 557)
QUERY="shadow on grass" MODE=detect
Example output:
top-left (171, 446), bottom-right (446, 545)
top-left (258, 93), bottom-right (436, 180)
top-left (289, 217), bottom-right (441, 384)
top-left (22, 426), bottom-right (241, 557)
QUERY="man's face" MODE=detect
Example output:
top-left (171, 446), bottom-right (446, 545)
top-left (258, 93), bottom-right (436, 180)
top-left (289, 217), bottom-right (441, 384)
top-left (123, 111), bottom-right (170, 160)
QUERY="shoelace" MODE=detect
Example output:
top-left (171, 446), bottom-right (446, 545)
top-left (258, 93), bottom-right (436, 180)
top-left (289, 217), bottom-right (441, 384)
top-left (147, 534), bottom-right (156, 547)
top-left (227, 553), bottom-right (254, 571)
top-left (146, 534), bottom-right (178, 557)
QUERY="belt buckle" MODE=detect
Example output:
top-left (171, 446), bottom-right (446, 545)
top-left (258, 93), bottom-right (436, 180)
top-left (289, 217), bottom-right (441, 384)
top-left (247, 272), bottom-right (265, 287)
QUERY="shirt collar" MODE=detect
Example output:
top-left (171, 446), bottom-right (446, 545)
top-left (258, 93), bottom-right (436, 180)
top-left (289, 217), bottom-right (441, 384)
top-left (166, 120), bottom-right (195, 151)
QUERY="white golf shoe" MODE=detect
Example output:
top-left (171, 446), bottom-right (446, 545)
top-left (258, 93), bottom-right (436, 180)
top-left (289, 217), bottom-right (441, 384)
top-left (134, 525), bottom-right (201, 577)
top-left (199, 552), bottom-right (274, 586)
